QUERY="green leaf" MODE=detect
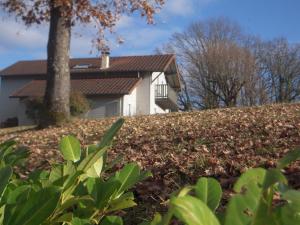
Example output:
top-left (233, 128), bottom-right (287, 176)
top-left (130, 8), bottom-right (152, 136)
top-left (278, 190), bottom-right (300, 225)
top-left (150, 213), bottom-right (163, 225)
top-left (28, 169), bottom-right (49, 184)
top-left (77, 148), bottom-right (107, 174)
top-left (3, 146), bottom-right (29, 166)
top-left (262, 168), bottom-right (287, 189)
top-left (225, 194), bottom-right (257, 225)
top-left (0, 140), bottom-right (16, 160)
top-left (282, 190), bottom-right (300, 206)
top-left (277, 149), bottom-right (300, 169)
top-left (6, 185), bottom-right (31, 204)
top-left (77, 119), bottom-right (124, 173)
top-left (92, 178), bottom-right (121, 210)
top-left (62, 171), bottom-right (84, 202)
top-left (49, 164), bottom-right (64, 186)
top-left (71, 217), bottom-right (91, 225)
top-left (107, 192), bottom-right (137, 212)
top-left (177, 186), bottom-right (193, 197)
top-left (58, 196), bottom-right (94, 213)
top-left (247, 168), bottom-right (287, 225)
top-left (98, 118), bottom-right (124, 149)
top-left (195, 178), bottom-right (222, 211)
top-left (6, 187), bottom-right (61, 225)
top-left (86, 156), bottom-right (104, 178)
top-left (0, 166), bottom-right (12, 199)
top-left (100, 216), bottom-right (123, 225)
top-left (114, 163), bottom-right (151, 197)
top-left (234, 168), bottom-right (266, 193)
top-left (171, 196), bottom-right (220, 225)
top-left (225, 168), bottom-right (266, 225)
top-left (59, 135), bottom-right (81, 162)
top-left (52, 213), bottom-right (73, 223)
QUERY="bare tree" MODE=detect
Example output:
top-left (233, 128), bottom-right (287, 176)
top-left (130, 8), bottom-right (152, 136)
top-left (155, 44), bottom-right (193, 111)
top-left (168, 18), bottom-right (257, 108)
top-left (160, 18), bottom-right (300, 109)
top-left (258, 38), bottom-right (300, 103)
top-left (177, 72), bottom-right (193, 111)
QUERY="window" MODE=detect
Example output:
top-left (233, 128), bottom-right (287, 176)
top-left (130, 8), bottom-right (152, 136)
top-left (105, 102), bottom-right (119, 117)
top-left (73, 64), bottom-right (92, 69)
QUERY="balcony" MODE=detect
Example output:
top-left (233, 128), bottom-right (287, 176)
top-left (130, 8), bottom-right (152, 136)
top-left (155, 84), bottom-right (178, 111)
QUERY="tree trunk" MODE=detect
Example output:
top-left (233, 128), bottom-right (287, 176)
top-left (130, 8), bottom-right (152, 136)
top-left (42, 2), bottom-right (71, 127)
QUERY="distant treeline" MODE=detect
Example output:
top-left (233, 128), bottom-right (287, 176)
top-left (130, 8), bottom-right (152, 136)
top-left (158, 17), bottom-right (300, 110)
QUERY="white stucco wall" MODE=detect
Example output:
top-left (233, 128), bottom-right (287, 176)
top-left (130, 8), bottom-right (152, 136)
top-left (0, 77), bottom-right (33, 125)
top-left (150, 72), bottom-right (167, 114)
top-left (135, 72), bottom-right (168, 115)
top-left (122, 87), bottom-right (137, 116)
top-left (136, 75), bottom-right (151, 115)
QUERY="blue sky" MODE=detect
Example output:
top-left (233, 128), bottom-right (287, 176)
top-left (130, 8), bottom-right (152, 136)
top-left (0, 0), bottom-right (299, 69)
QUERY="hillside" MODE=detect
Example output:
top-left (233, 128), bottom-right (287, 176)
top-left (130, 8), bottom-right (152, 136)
top-left (1, 103), bottom-right (300, 223)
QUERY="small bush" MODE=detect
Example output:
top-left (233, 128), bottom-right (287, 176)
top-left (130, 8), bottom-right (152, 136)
top-left (25, 92), bottom-right (90, 123)
top-left (70, 91), bottom-right (90, 116)
top-left (24, 97), bottom-right (45, 123)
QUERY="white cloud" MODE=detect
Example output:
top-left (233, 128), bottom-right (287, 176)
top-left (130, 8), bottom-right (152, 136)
top-left (110, 24), bottom-right (181, 55)
top-left (124, 28), bottom-right (169, 48)
top-left (115, 15), bottom-right (136, 30)
top-left (164, 0), bottom-right (194, 16)
top-left (71, 35), bottom-right (95, 57)
top-left (0, 19), bottom-right (48, 50)
top-left (0, 17), bottom-right (97, 58)
top-left (161, 0), bottom-right (216, 18)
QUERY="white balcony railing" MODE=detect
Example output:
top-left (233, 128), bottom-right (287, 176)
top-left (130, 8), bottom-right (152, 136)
top-left (155, 84), bottom-right (177, 105)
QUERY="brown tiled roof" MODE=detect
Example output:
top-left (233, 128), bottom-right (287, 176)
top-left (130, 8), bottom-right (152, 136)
top-left (10, 78), bottom-right (141, 98)
top-left (1, 54), bottom-right (175, 76)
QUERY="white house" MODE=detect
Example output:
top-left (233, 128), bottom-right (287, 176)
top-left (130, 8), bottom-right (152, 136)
top-left (0, 54), bottom-right (181, 126)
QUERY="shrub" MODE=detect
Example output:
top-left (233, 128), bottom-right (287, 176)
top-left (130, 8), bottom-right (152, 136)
top-left (0, 118), bottom-right (151, 225)
top-left (70, 91), bottom-right (90, 116)
top-left (145, 149), bottom-right (300, 225)
top-left (25, 92), bottom-right (90, 123)
top-left (24, 97), bottom-right (45, 124)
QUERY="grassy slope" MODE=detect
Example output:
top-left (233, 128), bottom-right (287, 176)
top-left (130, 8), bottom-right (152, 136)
top-left (1, 103), bottom-right (300, 223)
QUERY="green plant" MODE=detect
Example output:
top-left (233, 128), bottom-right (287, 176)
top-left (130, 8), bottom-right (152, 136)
top-left (0, 118), bottom-right (151, 225)
top-left (0, 140), bottom-right (29, 168)
top-left (145, 149), bottom-right (300, 225)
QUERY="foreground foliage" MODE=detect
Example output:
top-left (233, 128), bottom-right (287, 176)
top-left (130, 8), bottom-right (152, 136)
top-left (146, 149), bottom-right (300, 225)
top-left (0, 118), bottom-right (151, 225)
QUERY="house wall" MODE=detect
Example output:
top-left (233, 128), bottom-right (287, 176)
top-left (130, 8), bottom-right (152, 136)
top-left (136, 75), bottom-right (151, 115)
top-left (135, 72), bottom-right (167, 115)
top-left (150, 72), bottom-right (167, 114)
top-left (85, 96), bottom-right (121, 119)
top-left (0, 77), bottom-right (33, 125)
top-left (122, 87), bottom-right (137, 116)
top-left (0, 71), bottom-right (172, 126)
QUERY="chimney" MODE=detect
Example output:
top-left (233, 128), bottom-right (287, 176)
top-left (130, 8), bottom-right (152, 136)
top-left (101, 51), bottom-right (110, 69)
